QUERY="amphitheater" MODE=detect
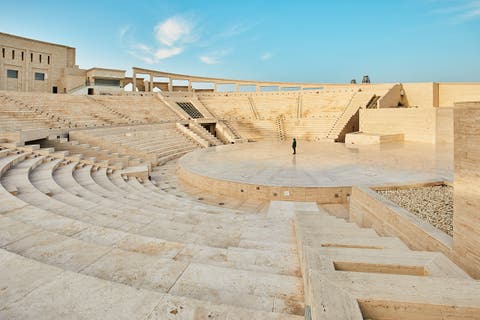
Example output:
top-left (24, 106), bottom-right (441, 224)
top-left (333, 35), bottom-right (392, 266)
top-left (1, 32), bottom-right (480, 319)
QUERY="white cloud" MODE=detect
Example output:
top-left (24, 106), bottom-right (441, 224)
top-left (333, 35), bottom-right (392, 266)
top-left (200, 55), bottom-right (219, 65)
top-left (122, 15), bottom-right (198, 65)
top-left (155, 47), bottom-right (183, 60)
top-left (154, 16), bottom-right (195, 46)
top-left (199, 49), bottom-right (231, 65)
top-left (260, 52), bottom-right (272, 61)
top-left (432, 0), bottom-right (480, 22)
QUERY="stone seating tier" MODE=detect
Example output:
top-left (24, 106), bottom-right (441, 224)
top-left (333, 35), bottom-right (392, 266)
top-left (0, 146), bottom-right (305, 317)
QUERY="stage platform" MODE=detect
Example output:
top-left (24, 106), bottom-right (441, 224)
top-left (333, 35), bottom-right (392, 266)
top-left (177, 141), bottom-right (452, 203)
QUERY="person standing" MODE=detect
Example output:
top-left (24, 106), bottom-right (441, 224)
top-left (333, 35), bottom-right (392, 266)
top-left (292, 138), bottom-right (297, 155)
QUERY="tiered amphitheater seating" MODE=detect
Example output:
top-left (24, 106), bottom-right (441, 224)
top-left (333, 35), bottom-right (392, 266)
top-left (69, 123), bottom-right (200, 165)
top-left (228, 119), bottom-right (278, 141)
top-left (301, 90), bottom-right (355, 117)
top-left (0, 93), bottom-right (62, 133)
top-left (283, 118), bottom-right (338, 141)
top-left (1, 91), bottom-right (134, 128)
top-left (252, 93), bottom-right (298, 120)
top-left (198, 94), bottom-right (254, 120)
top-left (92, 95), bottom-right (180, 123)
top-left (0, 145), bottom-right (305, 318)
top-left (42, 137), bottom-right (147, 169)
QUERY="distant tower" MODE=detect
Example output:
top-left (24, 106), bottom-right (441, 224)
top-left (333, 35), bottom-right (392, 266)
top-left (362, 75), bottom-right (371, 84)
top-left (350, 79), bottom-right (357, 84)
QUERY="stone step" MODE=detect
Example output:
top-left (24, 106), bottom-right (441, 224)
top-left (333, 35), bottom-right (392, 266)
top-left (169, 263), bottom-right (304, 315)
top-left (0, 249), bottom-right (302, 320)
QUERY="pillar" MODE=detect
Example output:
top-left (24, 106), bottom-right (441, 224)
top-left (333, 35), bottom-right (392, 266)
top-left (453, 101), bottom-right (480, 278)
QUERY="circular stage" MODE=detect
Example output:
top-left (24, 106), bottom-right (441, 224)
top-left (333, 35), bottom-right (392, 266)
top-left (177, 141), bottom-right (452, 202)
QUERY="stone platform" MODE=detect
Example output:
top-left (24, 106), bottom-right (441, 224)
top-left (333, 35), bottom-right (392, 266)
top-left (178, 141), bottom-right (452, 202)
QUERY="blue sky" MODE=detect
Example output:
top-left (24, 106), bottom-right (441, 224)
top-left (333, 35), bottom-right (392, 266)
top-left (1, 0), bottom-right (479, 83)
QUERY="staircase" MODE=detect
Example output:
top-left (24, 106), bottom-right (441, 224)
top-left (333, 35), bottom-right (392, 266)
top-left (189, 121), bottom-right (223, 146)
top-left (190, 96), bottom-right (216, 119)
top-left (276, 115), bottom-right (286, 142)
top-left (176, 123), bottom-right (210, 148)
top-left (248, 96), bottom-right (261, 120)
top-left (297, 93), bottom-right (303, 119)
top-left (326, 92), bottom-right (374, 142)
top-left (294, 202), bottom-right (480, 319)
top-left (366, 94), bottom-right (380, 109)
top-left (176, 102), bottom-right (203, 119)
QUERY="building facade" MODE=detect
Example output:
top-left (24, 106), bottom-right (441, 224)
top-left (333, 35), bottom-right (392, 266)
top-left (0, 32), bottom-right (125, 94)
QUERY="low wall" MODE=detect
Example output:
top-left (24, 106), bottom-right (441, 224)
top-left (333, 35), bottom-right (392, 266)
top-left (439, 83), bottom-right (480, 107)
top-left (177, 164), bottom-right (350, 203)
top-left (345, 133), bottom-right (404, 145)
top-left (359, 108), bottom-right (436, 143)
top-left (349, 186), bottom-right (454, 258)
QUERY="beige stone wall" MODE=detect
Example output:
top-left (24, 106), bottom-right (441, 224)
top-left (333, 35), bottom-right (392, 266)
top-left (436, 107), bottom-right (453, 144)
top-left (0, 32), bottom-right (77, 93)
top-left (350, 186), bottom-right (453, 258)
top-left (377, 83), bottom-right (402, 108)
top-left (177, 165), bottom-right (350, 203)
top-left (359, 108), bottom-right (436, 143)
top-left (453, 101), bottom-right (480, 278)
top-left (438, 83), bottom-right (480, 107)
top-left (402, 82), bottom-right (438, 108)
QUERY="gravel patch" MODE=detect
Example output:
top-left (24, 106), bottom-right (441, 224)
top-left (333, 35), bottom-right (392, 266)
top-left (377, 185), bottom-right (453, 236)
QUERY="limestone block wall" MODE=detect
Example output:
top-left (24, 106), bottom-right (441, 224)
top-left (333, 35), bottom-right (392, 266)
top-left (439, 83), bottom-right (480, 107)
top-left (453, 101), bottom-right (480, 278)
top-left (359, 108), bottom-right (436, 143)
top-left (377, 83), bottom-right (402, 108)
top-left (349, 186), bottom-right (454, 258)
top-left (402, 82), bottom-right (439, 108)
top-left (436, 108), bottom-right (453, 144)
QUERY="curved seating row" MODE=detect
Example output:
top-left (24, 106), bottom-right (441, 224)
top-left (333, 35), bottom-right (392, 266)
top-left (0, 146), bottom-right (304, 318)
